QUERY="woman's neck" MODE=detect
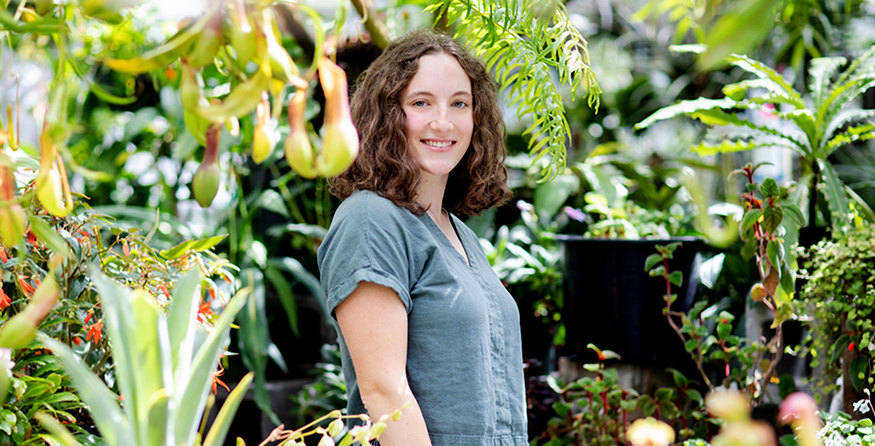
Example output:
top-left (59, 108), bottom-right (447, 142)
top-left (417, 173), bottom-right (448, 223)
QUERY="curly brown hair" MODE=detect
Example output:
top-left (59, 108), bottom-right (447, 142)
top-left (329, 28), bottom-right (510, 216)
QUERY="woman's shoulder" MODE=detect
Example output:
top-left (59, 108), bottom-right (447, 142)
top-left (333, 190), bottom-right (418, 228)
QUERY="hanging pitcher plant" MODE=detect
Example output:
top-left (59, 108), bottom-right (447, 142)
top-left (0, 153), bottom-right (25, 248)
top-left (36, 124), bottom-right (75, 217)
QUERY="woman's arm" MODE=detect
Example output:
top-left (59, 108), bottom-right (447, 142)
top-left (335, 281), bottom-right (432, 446)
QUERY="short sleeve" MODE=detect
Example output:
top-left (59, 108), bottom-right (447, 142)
top-left (317, 192), bottom-right (414, 317)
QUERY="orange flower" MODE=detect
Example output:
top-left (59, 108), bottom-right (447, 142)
top-left (0, 287), bottom-right (10, 311)
top-left (211, 364), bottom-right (229, 394)
top-left (198, 300), bottom-right (214, 320)
top-left (17, 275), bottom-right (35, 297)
top-left (86, 319), bottom-right (103, 344)
top-left (0, 247), bottom-right (7, 263)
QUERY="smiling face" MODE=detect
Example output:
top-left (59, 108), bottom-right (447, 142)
top-left (401, 52), bottom-right (474, 187)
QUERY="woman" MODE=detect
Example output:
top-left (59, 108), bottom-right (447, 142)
top-left (318, 29), bottom-right (527, 446)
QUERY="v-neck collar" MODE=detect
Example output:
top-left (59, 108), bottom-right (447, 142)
top-left (421, 211), bottom-right (472, 268)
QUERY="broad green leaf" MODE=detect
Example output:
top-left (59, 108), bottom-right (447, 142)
top-left (829, 336), bottom-right (850, 365)
top-left (783, 203), bottom-right (806, 227)
top-left (267, 257), bottom-right (327, 319)
top-left (644, 254), bottom-right (663, 272)
top-left (766, 239), bottom-right (782, 272)
top-left (821, 161), bottom-right (850, 230)
top-left (264, 265), bottom-right (300, 337)
top-left (144, 390), bottom-right (169, 446)
top-left (668, 271), bottom-right (683, 287)
top-left (202, 373), bottom-right (254, 446)
top-left (685, 339), bottom-right (698, 352)
top-left (761, 204), bottom-right (783, 235)
top-left (760, 178), bottom-right (779, 198)
top-left (740, 209), bottom-right (762, 236)
top-left (174, 289), bottom-right (248, 446)
top-left (167, 269), bottom-right (203, 373)
top-left (160, 234), bottom-right (227, 259)
top-left (28, 216), bottom-right (72, 258)
top-left (699, 0), bottom-right (775, 71)
top-left (38, 336), bottom-right (131, 446)
top-left (131, 291), bottom-right (164, 445)
top-left (235, 269), bottom-right (281, 427)
top-left (88, 268), bottom-right (139, 439)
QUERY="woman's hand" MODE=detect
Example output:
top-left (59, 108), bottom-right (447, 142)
top-left (335, 281), bottom-right (432, 446)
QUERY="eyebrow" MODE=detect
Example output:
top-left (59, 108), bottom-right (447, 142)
top-left (404, 90), bottom-right (473, 99)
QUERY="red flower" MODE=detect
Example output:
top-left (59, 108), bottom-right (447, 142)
top-left (0, 247), bottom-right (7, 263)
top-left (849, 342), bottom-right (855, 351)
top-left (211, 364), bottom-right (229, 394)
top-left (0, 287), bottom-right (10, 311)
top-left (86, 319), bottom-right (103, 344)
top-left (17, 275), bottom-right (35, 297)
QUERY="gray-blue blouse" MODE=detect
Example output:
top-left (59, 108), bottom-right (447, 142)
top-left (317, 190), bottom-right (528, 446)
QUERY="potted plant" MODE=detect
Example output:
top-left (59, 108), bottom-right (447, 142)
top-left (554, 158), bottom-right (705, 368)
top-left (797, 221), bottom-right (875, 415)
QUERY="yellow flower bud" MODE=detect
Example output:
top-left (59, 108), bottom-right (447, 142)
top-left (750, 283), bottom-right (767, 302)
top-left (326, 419), bottom-right (344, 438)
top-left (284, 91), bottom-right (317, 179)
top-left (251, 98), bottom-right (275, 164)
top-left (252, 123), bottom-right (275, 164)
top-left (315, 58), bottom-right (359, 177)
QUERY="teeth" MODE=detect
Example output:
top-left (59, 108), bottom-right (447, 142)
top-left (423, 140), bottom-right (452, 148)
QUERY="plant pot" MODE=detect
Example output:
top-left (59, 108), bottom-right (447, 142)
top-left (557, 236), bottom-right (704, 368)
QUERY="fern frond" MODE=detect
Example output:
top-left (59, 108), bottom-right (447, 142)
top-left (824, 123), bottom-right (875, 157)
top-left (821, 160), bottom-right (851, 229)
top-left (427, 0), bottom-right (601, 180)
top-left (815, 75), bottom-right (875, 140)
top-left (809, 57), bottom-right (846, 106)
top-left (834, 45), bottom-right (875, 87)
top-left (821, 109), bottom-right (875, 151)
top-left (726, 53), bottom-right (804, 108)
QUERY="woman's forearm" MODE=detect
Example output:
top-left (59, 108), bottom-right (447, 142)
top-left (361, 385), bottom-right (431, 446)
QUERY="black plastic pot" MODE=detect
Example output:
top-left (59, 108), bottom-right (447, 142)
top-left (557, 236), bottom-right (704, 367)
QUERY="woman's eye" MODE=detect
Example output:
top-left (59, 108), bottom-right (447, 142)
top-left (412, 100), bottom-right (428, 107)
top-left (452, 101), bottom-right (468, 108)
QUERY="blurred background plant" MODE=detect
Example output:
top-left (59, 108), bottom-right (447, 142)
top-left (3, 0), bottom-right (875, 444)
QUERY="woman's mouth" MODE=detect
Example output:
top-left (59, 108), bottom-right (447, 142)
top-left (421, 139), bottom-right (454, 150)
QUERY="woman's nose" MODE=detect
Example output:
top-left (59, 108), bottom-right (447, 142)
top-left (429, 108), bottom-right (454, 131)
